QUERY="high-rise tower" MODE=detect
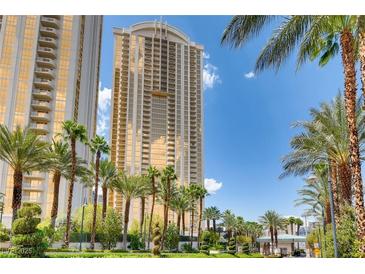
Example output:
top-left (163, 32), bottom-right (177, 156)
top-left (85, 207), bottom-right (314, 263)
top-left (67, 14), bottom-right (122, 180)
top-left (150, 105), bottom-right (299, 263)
top-left (110, 21), bottom-right (204, 232)
top-left (0, 15), bottom-right (103, 226)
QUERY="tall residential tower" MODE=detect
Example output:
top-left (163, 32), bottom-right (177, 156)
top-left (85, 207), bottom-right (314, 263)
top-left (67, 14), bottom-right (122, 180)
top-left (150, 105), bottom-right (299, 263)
top-left (0, 15), bottom-right (103, 226)
top-left (110, 22), bottom-right (204, 232)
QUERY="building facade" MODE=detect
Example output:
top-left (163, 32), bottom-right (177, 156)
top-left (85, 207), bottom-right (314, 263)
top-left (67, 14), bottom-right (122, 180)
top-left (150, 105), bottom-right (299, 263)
top-left (0, 15), bottom-right (103, 226)
top-left (110, 22), bottom-right (204, 232)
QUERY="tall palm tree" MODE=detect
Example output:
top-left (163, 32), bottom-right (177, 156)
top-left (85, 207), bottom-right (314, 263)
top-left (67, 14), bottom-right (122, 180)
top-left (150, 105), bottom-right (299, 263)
top-left (159, 165), bottom-right (177, 248)
top-left (259, 210), bottom-right (282, 254)
top-left (60, 120), bottom-right (88, 247)
top-left (146, 166), bottom-right (160, 249)
top-left (295, 218), bottom-right (303, 236)
top-left (89, 135), bottom-right (110, 250)
top-left (112, 173), bottom-right (149, 250)
top-left (0, 125), bottom-right (48, 222)
top-left (186, 184), bottom-right (201, 246)
top-left (222, 16), bottom-right (365, 251)
top-left (288, 217), bottom-right (296, 235)
top-left (99, 159), bottom-right (117, 220)
top-left (170, 186), bottom-right (189, 235)
top-left (47, 139), bottom-right (89, 228)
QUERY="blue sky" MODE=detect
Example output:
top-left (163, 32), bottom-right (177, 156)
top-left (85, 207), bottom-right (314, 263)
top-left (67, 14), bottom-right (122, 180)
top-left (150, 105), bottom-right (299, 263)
top-left (97, 16), bottom-right (345, 222)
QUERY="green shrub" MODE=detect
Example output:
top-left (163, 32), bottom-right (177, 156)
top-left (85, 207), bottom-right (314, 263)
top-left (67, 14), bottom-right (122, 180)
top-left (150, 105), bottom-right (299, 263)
top-left (10, 203), bottom-right (48, 257)
top-left (99, 208), bottom-right (122, 250)
top-left (128, 232), bottom-right (144, 250)
top-left (200, 231), bottom-right (219, 246)
top-left (227, 237), bottom-right (236, 254)
top-left (0, 225), bottom-right (10, 242)
top-left (241, 242), bottom-right (250, 254)
top-left (181, 243), bottom-right (198, 253)
top-left (164, 224), bottom-right (179, 251)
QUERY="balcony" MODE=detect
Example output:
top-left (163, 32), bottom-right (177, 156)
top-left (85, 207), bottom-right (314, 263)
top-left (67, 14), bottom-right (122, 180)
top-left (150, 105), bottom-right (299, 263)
top-left (40, 16), bottom-right (59, 29)
top-left (37, 47), bottom-right (56, 59)
top-left (40, 26), bottom-right (58, 38)
top-left (39, 37), bottom-right (57, 48)
top-left (36, 57), bottom-right (56, 68)
top-left (34, 78), bottom-right (54, 90)
top-left (35, 68), bottom-right (55, 79)
top-left (30, 111), bottom-right (50, 122)
top-left (23, 183), bottom-right (43, 192)
top-left (22, 196), bottom-right (43, 204)
top-left (29, 123), bottom-right (49, 135)
top-left (24, 172), bottom-right (45, 180)
top-left (31, 100), bottom-right (51, 111)
top-left (33, 89), bottom-right (52, 100)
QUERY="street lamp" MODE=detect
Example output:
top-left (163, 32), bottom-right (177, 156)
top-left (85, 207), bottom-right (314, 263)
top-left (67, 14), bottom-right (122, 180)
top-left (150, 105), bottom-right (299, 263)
top-left (79, 196), bottom-right (88, 251)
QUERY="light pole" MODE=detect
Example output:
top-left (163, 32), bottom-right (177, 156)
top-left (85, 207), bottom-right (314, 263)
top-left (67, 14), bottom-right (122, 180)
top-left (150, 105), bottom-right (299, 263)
top-left (79, 196), bottom-right (88, 252)
top-left (327, 169), bottom-right (339, 258)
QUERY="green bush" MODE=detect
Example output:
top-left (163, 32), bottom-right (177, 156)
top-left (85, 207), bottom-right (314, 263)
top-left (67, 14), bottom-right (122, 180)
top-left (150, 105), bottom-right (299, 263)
top-left (241, 242), bottom-right (250, 254)
top-left (200, 231), bottom-right (219, 246)
top-left (227, 237), bottom-right (236, 254)
top-left (164, 224), bottom-right (179, 251)
top-left (181, 243), bottom-right (198, 253)
top-left (0, 225), bottom-right (10, 242)
top-left (99, 208), bottom-right (122, 250)
top-left (10, 203), bottom-right (48, 257)
top-left (129, 232), bottom-right (144, 250)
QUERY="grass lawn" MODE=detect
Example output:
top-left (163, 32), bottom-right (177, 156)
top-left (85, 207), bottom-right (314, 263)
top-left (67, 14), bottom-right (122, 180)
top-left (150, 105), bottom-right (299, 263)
top-left (0, 251), bottom-right (264, 258)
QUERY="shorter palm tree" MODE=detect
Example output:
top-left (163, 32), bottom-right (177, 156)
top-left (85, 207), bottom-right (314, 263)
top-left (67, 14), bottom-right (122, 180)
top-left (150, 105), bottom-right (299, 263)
top-left (99, 160), bottom-right (117, 220)
top-left (170, 186), bottom-right (190, 235)
top-left (112, 173), bottom-right (149, 250)
top-left (203, 207), bottom-right (215, 231)
top-left (146, 166), bottom-right (160, 249)
top-left (0, 125), bottom-right (49, 222)
top-left (210, 206), bottom-right (221, 233)
top-left (259, 210), bottom-right (282, 254)
top-left (222, 210), bottom-right (237, 239)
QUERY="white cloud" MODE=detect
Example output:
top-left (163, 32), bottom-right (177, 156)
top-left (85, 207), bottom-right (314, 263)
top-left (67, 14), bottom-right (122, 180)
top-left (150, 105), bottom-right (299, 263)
top-left (203, 52), bottom-right (210, 59)
top-left (204, 178), bottom-right (223, 194)
top-left (96, 83), bottom-right (111, 138)
top-left (203, 63), bottom-right (221, 90)
top-left (244, 71), bottom-right (255, 79)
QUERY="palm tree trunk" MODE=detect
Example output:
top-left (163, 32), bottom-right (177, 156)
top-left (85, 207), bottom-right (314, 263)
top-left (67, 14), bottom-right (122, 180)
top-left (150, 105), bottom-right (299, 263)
top-left (341, 29), bottom-right (365, 253)
top-left (213, 219), bottom-right (216, 233)
top-left (50, 171), bottom-right (61, 228)
top-left (338, 162), bottom-right (352, 205)
top-left (177, 212), bottom-right (181, 235)
top-left (330, 161), bottom-right (340, 221)
top-left (64, 138), bottom-right (76, 247)
top-left (182, 211), bottom-right (185, 236)
top-left (274, 228), bottom-right (278, 248)
top-left (90, 151), bottom-right (100, 250)
top-left (140, 196), bottom-right (145, 239)
top-left (197, 197), bottom-right (203, 246)
top-left (123, 198), bottom-right (131, 251)
top-left (270, 226), bottom-right (274, 254)
top-left (147, 176), bottom-right (156, 249)
top-left (325, 200), bottom-right (331, 225)
top-left (11, 169), bottom-right (23, 222)
top-left (207, 219), bottom-right (210, 231)
top-left (161, 203), bottom-right (169, 249)
top-left (102, 185), bottom-right (107, 221)
top-left (290, 223), bottom-right (294, 235)
top-left (190, 208), bottom-right (194, 247)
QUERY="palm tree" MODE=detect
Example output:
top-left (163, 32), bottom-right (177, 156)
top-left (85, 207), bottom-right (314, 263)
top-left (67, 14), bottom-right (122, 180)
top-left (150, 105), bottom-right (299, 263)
top-left (158, 165), bottom-right (177, 248)
top-left (288, 217), bottom-right (296, 235)
top-left (210, 206), bottom-right (221, 233)
top-left (146, 166), bottom-right (160, 249)
top-left (295, 218), bottom-right (303, 236)
top-left (47, 139), bottom-right (89, 228)
top-left (88, 135), bottom-right (109, 250)
top-left (194, 184), bottom-right (208, 245)
top-left (170, 186), bottom-right (190, 235)
top-left (259, 210), bottom-right (282, 254)
top-left (112, 173), bottom-right (149, 250)
top-left (139, 176), bottom-right (150, 241)
top-left (60, 120), bottom-right (88, 247)
top-left (222, 16), bottom-right (365, 251)
top-left (222, 210), bottom-right (237, 239)
top-left (99, 160), bottom-right (117, 220)
top-left (186, 184), bottom-right (200, 247)
top-left (203, 206), bottom-right (215, 231)
top-left (0, 125), bottom-right (48, 222)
